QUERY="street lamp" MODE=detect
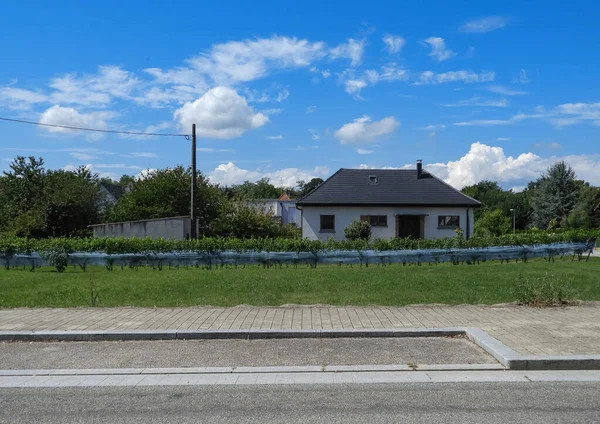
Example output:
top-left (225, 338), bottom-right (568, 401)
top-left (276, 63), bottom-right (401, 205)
top-left (509, 208), bottom-right (516, 234)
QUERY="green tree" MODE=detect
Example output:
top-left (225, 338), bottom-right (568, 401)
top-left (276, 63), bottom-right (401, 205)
top-left (474, 209), bottom-right (512, 237)
top-left (344, 220), bottom-right (371, 241)
top-left (531, 161), bottom-right (579, 229)
top-left (105, 166), bottom-right (223, 234)
top-left (209, 202), bottom-right (298, 238)
top-left (231, 178), bottom-right (281, 200)
top-left (297, 178), bottom-right (324, 198)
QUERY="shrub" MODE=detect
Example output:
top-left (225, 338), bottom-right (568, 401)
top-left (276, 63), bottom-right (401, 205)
top-left (512, 274), bottom-right (577, 306)
top-left (344, 220), bottom-right (371, 241)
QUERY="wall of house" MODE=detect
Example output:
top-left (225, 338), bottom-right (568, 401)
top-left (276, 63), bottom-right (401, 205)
top-left (280, 201), bottom-right (301, 226)
top-left (91, 217), bottom-right (192, 240)
top-left (300, 206), bottom-right (475, 241)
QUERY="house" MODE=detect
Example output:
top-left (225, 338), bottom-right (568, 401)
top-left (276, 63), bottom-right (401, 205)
top-left (98, 182), bottom-right (125, 212)
top-left (296, 161), bottom-right (481, 241)
top-left (246, 193), bottom-right (301, 226)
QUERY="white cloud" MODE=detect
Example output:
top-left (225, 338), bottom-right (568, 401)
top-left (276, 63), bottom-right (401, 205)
top-left (514, 69), bottom-right (530, 84)
top-left (174, 87), bottom-right (269, 138)
top-left (426, 142), bottom-right (600, 188)
top-left (208, 162), bottom-right (330, 187)
top-left (0, 87), bottom-right (48, 110)
top-left (196, 148), bottom-right (235, 153)
top-left (275, 89), bottom-right (290, 102)
top-left (416, 70), bottom-right (495, 85)
top-left (126, 152), bottom-right (159, 158)
top-left (342, 63), bottom-right (408, 97)
top-left (38, 105), bottom-right (117, 140)
top-left (356, 149), bottom-right (373, 155)
top-left (442, 97), bottom-right (508, 107)
top-left (454, 102), bottom-right (600, 127)
top-left (69, 152), bottom-right (97, 161)
top-left (330, 39), bottom-right (366, 66)
top-left (334, 116), bottom-right (400, 144)
top-left (533, 142), bottom-right (562, 150)
top-left (308, 129), bottom-right (320, 140)
top-left (321, 70), bottom-right (331, 78)
top-left (418, 124), bottom-right (446, 131)
top-left (306, 105), bottom-right (317, 113)
top-left (423, 37), bottom-right (456, 62)
top-left (486, 85), bottom-right (527, 96)
top-left (266, 135), bottom-right (283, 140)
top-left (382, 35), bottom-right (405, 54)
top-left (459, 16), bottom-right (508, 33)
top-left (49, 66), bottom-right (139, 107)
top-left (496, 137), bottom-right (510, 141)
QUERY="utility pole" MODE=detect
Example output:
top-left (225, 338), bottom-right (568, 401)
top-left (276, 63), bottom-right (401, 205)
top-left (510, 208), bottom-right (516, 234)
top-left (190, 124), bottom-right (197, 239)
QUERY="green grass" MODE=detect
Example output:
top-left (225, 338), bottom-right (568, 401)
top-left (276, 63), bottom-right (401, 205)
top-left (1, 258), bottom-right (599, 308)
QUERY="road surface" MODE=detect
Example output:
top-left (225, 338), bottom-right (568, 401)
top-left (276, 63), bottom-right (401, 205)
top-left (1, 383), bottom-right (599, 423)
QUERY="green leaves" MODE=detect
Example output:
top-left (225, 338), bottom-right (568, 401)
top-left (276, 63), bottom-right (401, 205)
top-left (0, 229), bottom-right (598, 256)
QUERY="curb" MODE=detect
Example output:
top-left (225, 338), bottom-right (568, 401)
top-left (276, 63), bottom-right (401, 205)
top-left (2, 328), bottom-right (600, 371)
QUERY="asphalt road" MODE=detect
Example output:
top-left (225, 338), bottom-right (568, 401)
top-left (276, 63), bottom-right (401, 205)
top-left (0, 337), bottom-right (495, 369)
top-left (1, 383), bottom-right (599, 423)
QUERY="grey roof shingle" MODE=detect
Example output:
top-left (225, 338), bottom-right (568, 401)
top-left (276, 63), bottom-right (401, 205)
top-left (296, 168), bottom-right (481, 207)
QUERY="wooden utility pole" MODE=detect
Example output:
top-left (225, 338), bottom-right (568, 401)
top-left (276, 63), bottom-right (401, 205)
top-left (190, 123), bottom-right (197, 239)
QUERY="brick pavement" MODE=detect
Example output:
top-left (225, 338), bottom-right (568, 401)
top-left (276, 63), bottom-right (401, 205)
top-left (1, 304), bottom-right (599, 356)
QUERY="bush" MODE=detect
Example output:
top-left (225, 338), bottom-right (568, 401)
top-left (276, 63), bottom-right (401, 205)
top-left (512, 274), bottom-right (577, 306)
top-left (344, 220), bottom-right (371, 241)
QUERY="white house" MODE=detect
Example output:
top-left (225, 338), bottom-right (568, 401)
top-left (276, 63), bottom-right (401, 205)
top-left (296, 161), bottom-right (481, 241)
top-left (246, 193), bottom-right (301, 226)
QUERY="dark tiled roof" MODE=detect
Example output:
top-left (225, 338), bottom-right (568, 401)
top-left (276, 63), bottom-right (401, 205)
top-left (100, 183), bottom-right (124, 200)
top-left (296, 169), bottom-right (481, 207)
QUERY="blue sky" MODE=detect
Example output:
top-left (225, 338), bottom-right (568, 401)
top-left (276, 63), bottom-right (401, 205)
top-left (1, 0), bottom-right (599, 189)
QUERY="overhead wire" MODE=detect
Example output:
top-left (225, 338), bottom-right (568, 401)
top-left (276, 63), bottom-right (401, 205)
top-left (0, 117), bottom-right (190, 139)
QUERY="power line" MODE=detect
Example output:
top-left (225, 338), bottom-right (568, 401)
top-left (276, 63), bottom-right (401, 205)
top-left (0, 117), bottom-right (190, 139)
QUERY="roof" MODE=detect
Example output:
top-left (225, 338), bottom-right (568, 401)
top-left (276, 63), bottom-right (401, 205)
top-left (278, 193), bottom-right (291, 201)
top-left (100, 182), bottom-right (124, 200)
top-left (296, 168), bottom-right (481, 207)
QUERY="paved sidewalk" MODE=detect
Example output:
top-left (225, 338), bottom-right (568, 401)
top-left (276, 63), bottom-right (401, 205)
top-left (1, 304), bottom-right (599, 356)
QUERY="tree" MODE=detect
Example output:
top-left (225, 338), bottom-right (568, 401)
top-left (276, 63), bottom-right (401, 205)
top-left (531, 161), bottom-right (579, 229)
top-left (104, 166), bottom-right (223, 234)
top-left (231, 178), bottom-right (281, 200)
top-left (208, 202), bottom-right (298, 238)
top-left (344, 220), bottom-right (371, 241)
top-left (297, 177), bottom-right (324, 198)
top-left (566, 186), bottom-right (600, 229)
top-left (462, 180), bottom-right (532, 230)
top-left (474, 209), bottom-right (512, 237)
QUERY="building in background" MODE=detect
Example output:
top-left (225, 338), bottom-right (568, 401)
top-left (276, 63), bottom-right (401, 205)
top-left (246, 193), bottom-right (301, 226)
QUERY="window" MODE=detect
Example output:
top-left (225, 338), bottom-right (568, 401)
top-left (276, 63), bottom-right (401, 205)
top-left (360, 215), bottom-right (388, 227)
top-left (438, 215), bottom-right (460, 228)
top-left (320, 215), bottom-right (335, 232)
top-left (369, 175), bottom-right (378, 184)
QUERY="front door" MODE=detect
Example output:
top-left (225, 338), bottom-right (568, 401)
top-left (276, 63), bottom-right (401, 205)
top-left (396, 215), bottom-right (422, 238)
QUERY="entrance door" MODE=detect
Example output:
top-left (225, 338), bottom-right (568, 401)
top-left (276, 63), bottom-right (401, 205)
top-left (396, 215), bottom-right (423, 238)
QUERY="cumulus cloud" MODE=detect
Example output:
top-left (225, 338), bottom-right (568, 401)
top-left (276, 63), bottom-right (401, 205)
top-left (174, 87), bottom-right (269, 138)
top-left (382, 35), bottom-right (405, 54)
top-left (39, 105), bottom-right (117, 140)
top-left (425, 142), bottom-right (600, 188)
top-left (334, 116), bottom-right (400, 144)
top-left (415, 70), bottom-right (495, 85)
top-left (459, 16), bottom-right (509, 33)
top-left (423, 37), bottom-right (456, 62)
top-left (356, 149), bottom-right (373, 155)
top-left (208, 162), bottom-right (330, 187)
top-left (330, 39), bottom-right (366, 66)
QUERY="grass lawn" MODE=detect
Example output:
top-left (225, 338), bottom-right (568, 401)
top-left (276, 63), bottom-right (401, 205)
top-left (0, 257), bottom-right (599, 308)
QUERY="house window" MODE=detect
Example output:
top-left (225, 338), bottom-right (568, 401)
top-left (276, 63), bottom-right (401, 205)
top-left (438, 215), bottom-right (460, 228)
top-left (360, 215), bottom-right (388, 227)
top-left (369, 175), bottom-right (378, 184)
top-left (320, 215), bottom-right (335, 232)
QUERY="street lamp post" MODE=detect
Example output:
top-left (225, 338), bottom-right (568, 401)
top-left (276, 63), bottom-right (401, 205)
top-left (510, 208), bottom-right (516, 234)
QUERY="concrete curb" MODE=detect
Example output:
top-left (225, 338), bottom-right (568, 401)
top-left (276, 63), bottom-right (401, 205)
top-left (2, 328), bottom-right (600, 371)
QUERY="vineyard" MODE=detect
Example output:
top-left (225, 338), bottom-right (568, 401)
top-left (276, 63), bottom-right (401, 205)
top-left (0, 229), bottom-right (597, 272)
